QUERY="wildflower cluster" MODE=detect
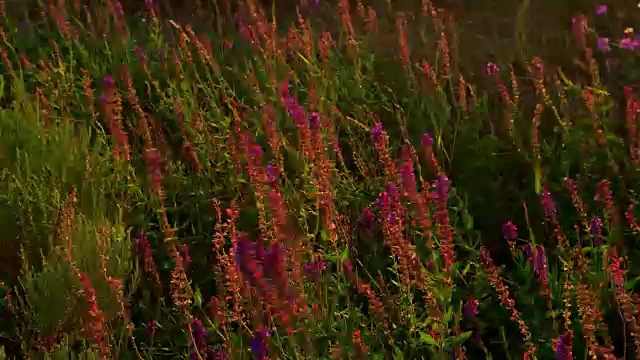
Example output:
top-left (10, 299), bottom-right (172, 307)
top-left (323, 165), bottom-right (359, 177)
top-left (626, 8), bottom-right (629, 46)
top-left (3, 0), bottom-right (640, 359)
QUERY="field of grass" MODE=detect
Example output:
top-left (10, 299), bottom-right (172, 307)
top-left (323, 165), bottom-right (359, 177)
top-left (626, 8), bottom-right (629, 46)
top-left (1, 0), bottom-right (640, 358)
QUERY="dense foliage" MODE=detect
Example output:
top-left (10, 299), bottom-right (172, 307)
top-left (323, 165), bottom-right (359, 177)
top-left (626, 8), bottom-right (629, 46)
top-left (0, 0), bottom-right (638, 359)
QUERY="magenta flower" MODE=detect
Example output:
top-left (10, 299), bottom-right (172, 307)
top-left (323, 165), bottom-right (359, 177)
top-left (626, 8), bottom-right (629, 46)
top-left (212, 347), bottom-right (229, 360)
top-left (619, 37), bottom-right (637, 50)
top-left (597, 37), bottom-right (610, 52)
top-left (251, 328), bottom-right (269, 360)
top-left (135, 45), bottom-right (147, 64)
top-left (400, 147), bottom-right (417, 190)
top-left (360, 207), bottom-right (375, 233)
top-left (464, 296), bottom-right (479, 318)
top-left (248, 145), bottom-right (263, 162)
top-left (288, 103), bottom-right (307, 126)
top-left (421, 132), bottom-right (434, 148)
top-left (304, 259), bottom-right (327, 281)
top-left (263, 243), bottom-right (285, 281)
top-left (485, 62), bottom-right (500, 76)
top-left (595, 5), bottom-right (607, 15)
top-left (433, 175), bottom-right (450, 199)
top-left (234, 13), bottom-right (246, 33)
top-left (266, 164), bottom-right (280, 184)
top-left (523, 244), bottom-right (548, 286)
top-left (179, 243), bottom-right (192, 266)
top-left (114, 1), bottom-right (124, 18)
top-left (190, 319), bottom-right (208, 360)
top-left (374, 183), bottom-right (399, 211)
top-left (590, 217), bottom-right (603, 247)
top-left (309, 112), bottom-right (320, 132)
top-left (384, 183), bottom-right (399, 202)
top-left (541, 189), bottom-right (557, 219)
top-left (533, 245), bottom-right (548, 282)
top-left (145, 320), bottom-right (157, 337)
top-left (554, 332), bottom-right (571, 360)
top-left (371, 123), bottom-right (385, 143)
top-left (103, 75), bottom-right (115, 88)
top-left (234, 234), bottom-right (259, 283)
top-left (135, 230), bottom-right (149, 254)
top-left (502, 221), bottom-right (518, 244)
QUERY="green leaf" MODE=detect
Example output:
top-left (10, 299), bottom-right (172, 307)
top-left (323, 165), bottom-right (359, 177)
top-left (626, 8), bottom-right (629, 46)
top-left (461, 263), bottom-right (472, 276)
top-left (625, 277), bottom-right (639, 292)
top-left (0, 74), bottom-right (6, 101)
top-left (447, 331), bottom-right (473, 347)
top-left (444, 308), bottom-right (454, 323)
top-left (320, 229), bottom-right (330, 243)
top-left (393, 348), bottom-right (405, 360)
top-left (462, 211), bottom-right (474, 231)
top-left (419, 332), bottom-right (439, 347)
top-left (339, 247), bottom-right (349, 262)
top-left (533, 159), bottom-right (542, 195)
top-left (194, 286), bottom-right (203, 308)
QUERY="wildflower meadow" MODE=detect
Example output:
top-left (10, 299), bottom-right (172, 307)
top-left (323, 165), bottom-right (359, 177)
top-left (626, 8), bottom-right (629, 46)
top-left (1, 0), bottom-right (640, 358)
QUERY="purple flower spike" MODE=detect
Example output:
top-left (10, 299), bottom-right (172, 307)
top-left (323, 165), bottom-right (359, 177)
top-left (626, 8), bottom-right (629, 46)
top-left (554, 332), bottom-right (571, 360)
top-left (251, 328), bottom-right (269, 360)
top-left (304, 259), bottom-right (327, 281)
top-left (248, 145), bottom-right (263, 160)
top-left (212, 347), bottom-right (229, 360)
top-left (180, 244), bottom-right (192, 265)
top-left (360, 207), bottom-right (375, 232)
top-left (597, 37), bottom-right (610, 52)
top-left (373, 196), bottom-right (383, 209)
top-left (371, 123), bottom-right (385, 143)
top-left (384, 183), bottom-right (399, 201)
top-left (103, 75), bottom-right (115, 88)
top-left (433, 175), bottom-right (450, 199)
top-left (464, 296), bottom-right (479, 318)
top-left (190, 319), bottom-right (208, 360)
top-left (541, 189), bottom-right (557, 218)
top-left (145, 320), bottom-right (157, 337)
top-left (263, 243), bottom-right (285, 281)
top-left (309, 112), bottom-right (320, 132)
top-left (266, 164), bottom-right (280, 184)
top-left (590, 217), bottom-right (603, 247)
top-left (524, 244), bottom-right (548, 284)
top-left (595, 5), bottom-right (607, 15)
top-left (502, 221), bottom-right (518, 244)
top-left (234, 13), bottom-right (246, 33)
top-left (114, 1), bottom-right (124, 18)
top-left (234, 234), bottom-right (257, 278)
top-left (619, 37), bottom-right (636, 50)
top-left (534, 246), bottom-right (548, 281)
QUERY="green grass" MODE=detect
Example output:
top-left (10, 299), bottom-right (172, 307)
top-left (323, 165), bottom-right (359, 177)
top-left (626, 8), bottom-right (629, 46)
top-left (0, 0), bottom-right (640, 359)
